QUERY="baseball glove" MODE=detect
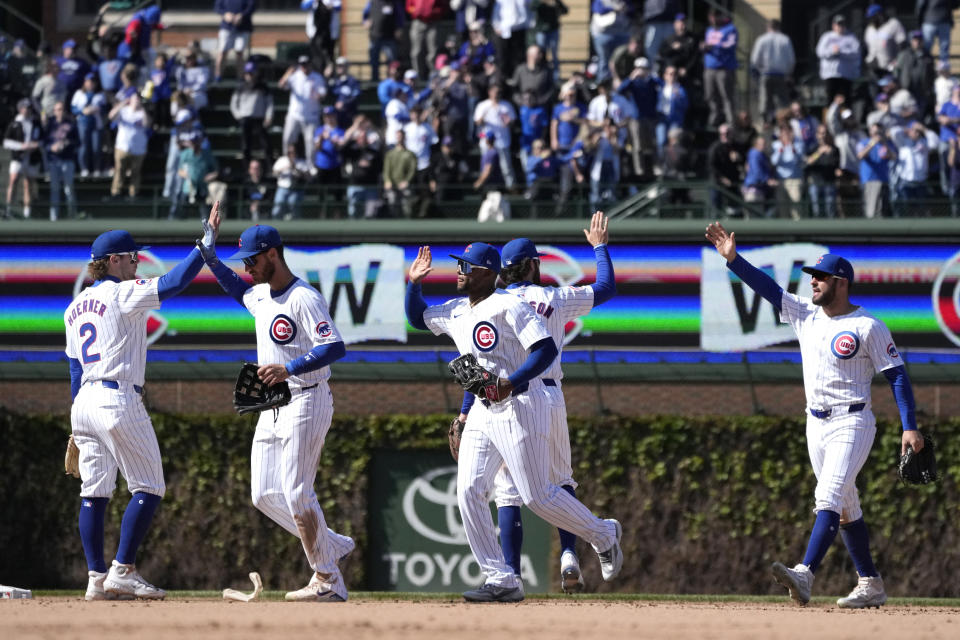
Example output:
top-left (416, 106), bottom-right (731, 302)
top-left (899, 432), bottom-right (939, 485)
top-left (449, 417), bottom-right (465, 461)
top-left (233, 362), bottom-right (292, 415)
top-left (448, 354), bottom-right (504, 402)
top-left (64, 434), bottom-right (80, 478)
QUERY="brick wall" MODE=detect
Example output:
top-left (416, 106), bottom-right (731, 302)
top-left (4, 380), bottom-right (958, 419)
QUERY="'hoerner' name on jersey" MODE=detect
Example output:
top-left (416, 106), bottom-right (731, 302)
top-left (507, 284), bottom-right (594, 381)
top-left (780, 291), bottom-right (903, 409)
top-left (423, 289), bottom-right (551, 379)
top-left (64, 277), bottom-right (160, 387)
top-left (242, 279), bottom-right (342, 388)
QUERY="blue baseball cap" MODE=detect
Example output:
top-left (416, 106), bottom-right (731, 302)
top-left (501, 238), bottom-right (545, 267)
top-left (63, 39), bottom-right (76, 50)
top-left (802, 254), bottom-right (855, 283)
top-left (449, 242), bottom-right (501, 274)
top-left (866, 4), bottom-right (882, 18)
top-left (91, 230), bottom-right (148, 260)
top-left (228, 225), bottom-right (283, 260)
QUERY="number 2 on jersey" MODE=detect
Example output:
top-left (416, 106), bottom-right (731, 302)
top-left (79, 322), bottom-right (101, 364)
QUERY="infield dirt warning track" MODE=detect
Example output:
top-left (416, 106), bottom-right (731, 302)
top-left (2, 599), bottom-right (958, 640)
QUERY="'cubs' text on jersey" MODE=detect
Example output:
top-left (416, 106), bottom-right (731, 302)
top-left (780, 291), bottom-right (902, 409)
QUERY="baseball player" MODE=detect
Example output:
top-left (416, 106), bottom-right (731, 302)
top-left (705, 221), bottom-right (923, 609)
top-left (66, 205), bottom-right (221, 601)
top-left (405, 242), bottom-right (623, 602)
top-left (200, 217), bottom-right (355, 602)
top-left (455, 212), bottom-right (617, 593)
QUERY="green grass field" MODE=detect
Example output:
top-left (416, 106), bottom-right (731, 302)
top-left (28, 590), bottom-right (960, 606)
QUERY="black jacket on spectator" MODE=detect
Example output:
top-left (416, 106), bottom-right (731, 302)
top-left (342, 139), bottom-right (383, 185)
top-left (430, 148), bottom-right (469, 202)
top-left (368, 0), bottom-right (404, 40)
top-left (3, 115), bottom-right (43, 164)
top-left (805, 144), bottom-right (839, 185)
top-left (894, 47), bottom-right (935, 105)
top-left (916, 0), bottom-right (958, 26)
top-left (708, 139), bottom-right (741, 186)
top-left (658, 31), bottom-right (699, 79)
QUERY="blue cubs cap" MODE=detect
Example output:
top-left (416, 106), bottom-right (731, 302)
top-left (243, 61), bottom-right (256, 73)
top-left (866, 4), bottom-right (882, 18)
top-left (449, 242), bottom-right (501, 274)
top-left (228, 225), bottom-right (283, 260)
top-left (501, 238), bottom-right (545, 267)
top-left (323, 105), bottom-right (336, 115)
top-left (63, 39), bottom-right (76, 50)
top-left (91, 230), bottom-right (148, 260)
top-left (802, 254), bottom-right (855, 283)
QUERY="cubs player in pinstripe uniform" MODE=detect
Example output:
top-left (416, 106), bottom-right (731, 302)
top-left (405, 241), bottom-right (623, 602)
top-left (706, 222), bottom-right (924, 609)
top-left (66, 206), bottom-right (220, 600)
top-left (200, 215), bottom-right (355, 602)
top-left (455, 212), bottom-right (617, 593)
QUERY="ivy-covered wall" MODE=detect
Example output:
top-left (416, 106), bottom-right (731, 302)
top-left (1, 408), bottom-right (956, 596)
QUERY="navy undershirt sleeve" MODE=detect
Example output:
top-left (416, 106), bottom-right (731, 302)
top-left (461, 390), bottom-right (476, 415)
top-left (69, 357), bottom-right (83, 401)
top-left (726, 254), bottom-right (785, 311)
top-left (157, 247), bottom-right (204, 301)
top-left (883, 365), bottom-right (917, 431)
top-left (285, 341), bottom-right (347, 375)
top-left (508, 337), bottom-right (558, 387)
top-left (405, 282), bottom-right (429, 331)
top-left (590, 244), bottom-right (616, 306)
top-left (208, 258), bottom-right (252, 305)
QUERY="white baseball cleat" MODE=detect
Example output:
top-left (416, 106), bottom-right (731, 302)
top-left (284, 571), bottom-right (347, 602)
top-left (560, 551), bottom-right (585, 593)
top-left (597, 519), bottom-right (623, 582)
top-left (771, 562), bottom-right (813, 606)
top-left (103, 560), bottom-right (166, 600)
top-left (85, 570), bottom-right (118, 601)
top-left (837, 575), bottom-right (887, 609)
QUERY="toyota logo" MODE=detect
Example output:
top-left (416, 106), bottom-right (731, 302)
top-left (401, 466), bottom-right (467, 545)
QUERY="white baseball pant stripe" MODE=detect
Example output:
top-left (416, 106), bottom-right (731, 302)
top-left (806, 409), bottom-right (876, 523)
top-left (250, 383), bottom-right (347, 575)
top-left (71, 383), bottom-right (165, 498)
top-left (458, 389), bottom-right (616, 587)
top-left (494, 385), bottom-right (576, 508)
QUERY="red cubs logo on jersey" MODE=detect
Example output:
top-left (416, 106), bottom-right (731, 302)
top-left (473, 321), bottom-right (498, 352)
top-left (135, 279), bottom-right (149, 285)
top-left (887, 342), bottom-right (900, 358)
top-left (270, 314), bottom-right (297, 344)
top-left (830, 331), bottom-right (860, 359)
top-left (315, 321), bottom-right (332, 338)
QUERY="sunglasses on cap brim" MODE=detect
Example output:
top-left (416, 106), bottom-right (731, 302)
top-left (457, 260), bottom-right (490, 275)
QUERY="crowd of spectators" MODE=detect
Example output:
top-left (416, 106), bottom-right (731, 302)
top-left (2, 1), bottom-right (960, 221)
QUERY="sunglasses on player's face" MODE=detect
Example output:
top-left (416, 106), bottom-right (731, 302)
top-left (457, 260), bottom-right (490, 275)
top-left (242, 252), bottom-right (265, 267)
top-left (111, 251), bottom-right (139, 263)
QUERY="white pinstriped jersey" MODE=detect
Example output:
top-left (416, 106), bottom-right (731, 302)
top-left (780, 292), bottom-right (903, 409)
top-left (242, 278), bottom-right (342, 388)
top-left (423, 290), bottom-right (550, 376)
top-left (64, 278), bottom-right (160, 386)
top-left (506, 284), bottom-right (594, 380)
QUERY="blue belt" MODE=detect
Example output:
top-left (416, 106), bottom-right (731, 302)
top-left (809, 403), bottom-right (865, 419)
top-left (95, 380), bottom-right (143, 394)
top-left (481, 379), bottom-right (556, 407)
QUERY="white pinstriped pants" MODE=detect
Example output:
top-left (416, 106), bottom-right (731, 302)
top-left (458, 385), bottom-right (617, 587)
top-left (806, 409), bottom-right (876, 523)
top-left (493, 384), bottom-right (577, 508)
top-left (250, 382), bottom-right (351, 581)
top-left (71, 383), bottom-right (165, 499)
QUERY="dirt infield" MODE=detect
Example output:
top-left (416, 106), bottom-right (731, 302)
top-left (4, 598), bottom-right (959, 640)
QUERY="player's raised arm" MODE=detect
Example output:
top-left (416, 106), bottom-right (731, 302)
top-left (199, 202), bottom-right (254, 305)
top-left (156, 201), bottom-right (222, 301)
top-left (584, 211), bottom-right (616, 306)
top-left (705, 221), bottom-right (784, 310)
top-left (404, 246), bottom-right (433, 331)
